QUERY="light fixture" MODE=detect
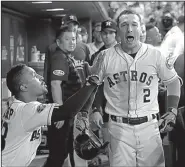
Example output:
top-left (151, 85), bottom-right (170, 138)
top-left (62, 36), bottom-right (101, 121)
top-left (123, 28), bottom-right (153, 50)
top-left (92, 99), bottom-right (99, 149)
top-left (44, 8), bottom-right (64, 12)
top-left (32, 1), bottom-right (52, 4)
top-left (54, 14), bottom-right (66, 17)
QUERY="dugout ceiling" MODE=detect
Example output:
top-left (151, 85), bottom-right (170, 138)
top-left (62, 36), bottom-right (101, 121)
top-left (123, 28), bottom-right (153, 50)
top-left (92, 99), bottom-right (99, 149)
top-left (1, 1), bottom-right (109, 22)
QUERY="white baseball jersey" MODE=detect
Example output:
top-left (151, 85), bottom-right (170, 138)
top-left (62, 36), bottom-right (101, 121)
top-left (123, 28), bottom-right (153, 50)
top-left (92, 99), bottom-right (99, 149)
top-left (2, 98), bottom-right (55, 167)
top-left (93, 43), bottom-right (178, 117)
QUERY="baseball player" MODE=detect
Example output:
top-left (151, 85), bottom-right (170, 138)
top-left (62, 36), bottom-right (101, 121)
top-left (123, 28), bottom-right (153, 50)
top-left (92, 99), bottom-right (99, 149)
top-left (90, 10), bottom-right (181, 167)
top-left (89, 20), bottom-right (117, 166)
top-left (145, 24), bottom-right (161, 47)
top-left (90, 19), bottom-right (117, 136)
top-left (160, 15), bottom-right (184, 66)
top-left (1, 63), bottom-right (100, 167)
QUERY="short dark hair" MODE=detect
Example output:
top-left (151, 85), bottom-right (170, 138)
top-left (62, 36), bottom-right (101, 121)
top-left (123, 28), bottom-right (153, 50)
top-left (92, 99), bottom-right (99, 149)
top-left (6, 64), bottom-right (26, 96)
top-left (146, 24), bottom-right (155, 31)
top-left (56, 25), bottom-right (75, 39)
top-left (117, 9), bottom-right (142, 26)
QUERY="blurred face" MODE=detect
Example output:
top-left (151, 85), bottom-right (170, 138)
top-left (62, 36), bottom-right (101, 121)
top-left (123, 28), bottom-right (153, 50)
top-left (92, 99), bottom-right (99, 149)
top-left (68, 22), bottom-right (79, 33)
top-left (93, 26), bottom-right (103, 43)
top-left (146, 27), bottom-right (161, 46)
top-left (101, 29), bottom-right (116, 47)
top-left (56, 31), bottom-right (76, 52)
top-left (118, 14), bottom-right (141, 49)
top-left (140, 24), bottom-right (146, 42)
top-left (81, 33), bottom-right (88, 43)
top-left (22, 67), bottom-right (47, 96)
top-left (77, 33), bottom-right (82, 43)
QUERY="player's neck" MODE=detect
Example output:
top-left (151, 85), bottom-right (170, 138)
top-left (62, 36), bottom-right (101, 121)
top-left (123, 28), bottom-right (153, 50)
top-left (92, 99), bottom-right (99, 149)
top-left (94, 40), bottom-right (103, 49)
top-left (16, 93), bottom-right (37, 103)
top-left (105, 41), bottom-right (117, 49)
top-left (121, 42), bottom-right (142, 54)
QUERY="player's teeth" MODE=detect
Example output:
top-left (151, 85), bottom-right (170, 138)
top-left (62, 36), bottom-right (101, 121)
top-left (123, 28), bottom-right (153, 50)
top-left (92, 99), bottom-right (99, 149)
top-left (127, 37), bottom-right (134, 42)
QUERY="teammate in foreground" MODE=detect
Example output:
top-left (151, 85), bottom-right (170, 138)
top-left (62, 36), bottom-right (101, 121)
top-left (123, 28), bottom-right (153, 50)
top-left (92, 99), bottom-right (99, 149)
top-left (90, 10), bottom-right (181, 167)
top-left (1, 64), bottom-right (100, 167)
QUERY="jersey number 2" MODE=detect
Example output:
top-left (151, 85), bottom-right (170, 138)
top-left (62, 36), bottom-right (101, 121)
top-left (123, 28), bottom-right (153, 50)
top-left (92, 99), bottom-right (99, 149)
top-left (143, 89), bottom-right (150, 103)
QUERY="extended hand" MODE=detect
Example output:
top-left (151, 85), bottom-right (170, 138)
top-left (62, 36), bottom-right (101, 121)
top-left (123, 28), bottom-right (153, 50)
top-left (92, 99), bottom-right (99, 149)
top-left (158, 112), bottom-right (176, 133)
top-left (84, 51), bottom-right (106, 76)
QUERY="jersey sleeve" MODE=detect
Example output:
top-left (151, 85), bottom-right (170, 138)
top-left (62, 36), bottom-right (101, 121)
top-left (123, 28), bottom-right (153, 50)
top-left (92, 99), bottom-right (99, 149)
top-left (50, 54), bottom-right (69, 81)
top-left (157, 50), bottom-right (178, 85)
top-left (21, 102), bottom-right (56, 132)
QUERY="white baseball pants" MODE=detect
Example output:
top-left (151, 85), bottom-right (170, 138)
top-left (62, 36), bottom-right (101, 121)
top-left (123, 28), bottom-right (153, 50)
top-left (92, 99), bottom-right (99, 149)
top-left (108, 118), bottom-right (165, 167)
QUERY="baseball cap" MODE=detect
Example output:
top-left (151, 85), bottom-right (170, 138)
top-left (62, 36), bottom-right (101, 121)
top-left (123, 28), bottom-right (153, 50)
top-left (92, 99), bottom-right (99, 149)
top-left (61, 14), bottom-right (80, 26)
top-left (101, 20), bottom-right (117, 32)
top-left (78, 26), bottom-right (88, 35)
top-left (177, 15), bottom-right (184, 24)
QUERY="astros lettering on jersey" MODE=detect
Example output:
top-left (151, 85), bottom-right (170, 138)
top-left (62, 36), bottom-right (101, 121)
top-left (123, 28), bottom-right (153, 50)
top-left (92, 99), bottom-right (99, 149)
top-left (2, 98), bottom-right (55, 166)
top-left (93, 43), bottom-right (178, 118)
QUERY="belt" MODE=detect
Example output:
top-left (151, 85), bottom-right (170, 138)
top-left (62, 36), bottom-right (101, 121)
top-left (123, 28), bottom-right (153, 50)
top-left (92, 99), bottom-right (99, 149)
top-left (110, 114), bottom-right (157, 125)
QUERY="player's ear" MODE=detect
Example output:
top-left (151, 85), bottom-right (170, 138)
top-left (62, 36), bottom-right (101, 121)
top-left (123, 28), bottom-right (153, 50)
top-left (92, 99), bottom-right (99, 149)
top-left (56, 39), bottom-right (59, 46)
top-left (20, 84), bottom-right (28, 92)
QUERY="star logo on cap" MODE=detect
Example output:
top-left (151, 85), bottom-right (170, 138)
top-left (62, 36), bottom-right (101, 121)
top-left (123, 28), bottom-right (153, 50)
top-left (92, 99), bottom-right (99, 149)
top-left (69, 15), bottom-right (75, 20)
top-left (106, 21), bottom-right (112, 26)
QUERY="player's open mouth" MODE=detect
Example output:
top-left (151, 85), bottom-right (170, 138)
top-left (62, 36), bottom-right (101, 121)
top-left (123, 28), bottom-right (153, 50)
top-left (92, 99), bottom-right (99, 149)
top-left (126, 36), bottom-right (134, 43)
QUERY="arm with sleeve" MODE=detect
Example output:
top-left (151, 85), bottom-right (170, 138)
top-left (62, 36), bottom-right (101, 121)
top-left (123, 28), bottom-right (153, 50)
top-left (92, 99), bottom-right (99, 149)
top-left (157, 51), bottom-right (181, 110)
top-left (50, 54), bottom-right (69, 105)
top-left (91, 50), bottom-right (107, 113)
top-left (22, 84), bottom-right (98, 132)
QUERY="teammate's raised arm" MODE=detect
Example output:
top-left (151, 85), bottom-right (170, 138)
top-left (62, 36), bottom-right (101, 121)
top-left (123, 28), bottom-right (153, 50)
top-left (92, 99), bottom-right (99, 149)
top-left (51, 75), bottom-right (100, 122)
top-left (84, 50), bottom-right (106, 82)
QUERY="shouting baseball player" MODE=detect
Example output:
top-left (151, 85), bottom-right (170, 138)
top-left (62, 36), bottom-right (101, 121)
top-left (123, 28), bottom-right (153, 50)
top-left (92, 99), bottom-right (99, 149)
top-left (90, 10), bottom-right (181, 167)
top-left (1, 64), bottom-right (100, 167)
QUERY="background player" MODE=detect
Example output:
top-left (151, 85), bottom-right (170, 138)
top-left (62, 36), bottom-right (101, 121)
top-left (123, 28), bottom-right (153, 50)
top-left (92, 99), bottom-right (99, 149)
top-left (90, 9), bottom-right (181, 167)
top-left (1, 63), bottom-right (100, 167)
top-left (89, 19), bottom-right (117, 166)
top-left (145, 24), bottom-right (161, 47)
top-left (44, 22), bottom-right (91, 167)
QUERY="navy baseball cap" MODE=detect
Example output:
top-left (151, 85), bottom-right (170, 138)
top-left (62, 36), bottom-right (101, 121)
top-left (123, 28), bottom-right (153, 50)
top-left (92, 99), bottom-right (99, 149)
top-left (101, 20), bottom-right (117, 32)
top-left (61, 14), bottom-right (80, 26)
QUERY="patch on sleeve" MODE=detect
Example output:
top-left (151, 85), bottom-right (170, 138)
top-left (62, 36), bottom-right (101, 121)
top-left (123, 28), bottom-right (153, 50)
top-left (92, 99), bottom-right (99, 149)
top-left (37, 104), bottom-right (46, 113)
top-left (165, 57), bottom-right (173, 70)
top-left (53, 70), bottom-right (65, 76)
